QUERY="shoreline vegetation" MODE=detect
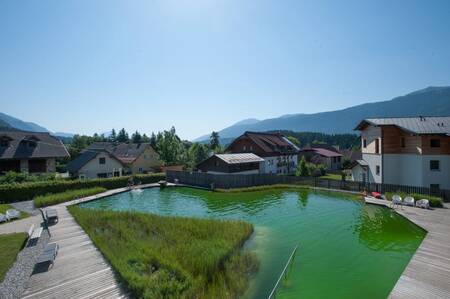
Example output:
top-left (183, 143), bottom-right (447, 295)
top-left (33, 187), bottom-right (107, 207)
top-left (68, 206), bottom-right (258, 299)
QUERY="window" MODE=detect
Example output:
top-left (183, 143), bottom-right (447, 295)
top-left (376, 165), bottom-right (380, 175)
top-left (250, 146), bottom-right (253, 151)
top-left (430, 160), bottom-right (440, 171)
top-left (243, 146), bottom-right (246, 151)
top-left (375, 139), bottom-right (380, 154)
top-left (99, 157), bottom-right (106, 164)
top-left (363, 139), bottom-right (367, 148)
top-left (401, 137), bottom-right (405, 148)
top-left (138, 167), bottom-right (143, 173)
top-left (430, 139), bottom-right (441, 148)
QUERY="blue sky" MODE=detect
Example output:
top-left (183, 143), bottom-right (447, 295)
top-left (1, 0), bottom-right (450, 139)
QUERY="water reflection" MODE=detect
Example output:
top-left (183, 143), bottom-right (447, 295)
top-left (354, 204), bottom-right (425, 252)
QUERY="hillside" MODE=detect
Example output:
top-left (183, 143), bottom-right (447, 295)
top-left (0, 112), bottom-right (48, 132)
top-left (195, 86), bottom-right (450, 141)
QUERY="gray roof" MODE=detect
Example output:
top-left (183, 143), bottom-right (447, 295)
top-left (0, 130), bottom-right (69, 160)
top-left (216, 153), bottom-right (264, 164)
top-left (355, 117), bottom-right (450, 135)
top-left (87, 142), bottom-right (155, 164)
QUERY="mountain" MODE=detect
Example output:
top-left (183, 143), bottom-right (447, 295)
top-left (195, 86), bottom-right (450, 141)
top-left (0, 112), bottom-right (48, 132)
top-left (0, 112), bottom-right (75, 139)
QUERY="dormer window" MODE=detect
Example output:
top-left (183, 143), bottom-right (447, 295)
top-left (0, 135), bottom-right (12, 147)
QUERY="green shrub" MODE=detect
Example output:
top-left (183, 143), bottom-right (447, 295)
top-left (0, 173), bottom-right (165, 204)
top-left (68, 207), bottom-right (257, 299)
top-left (34, 187), bottom-right (108, 208)
top-left (385, 192), bottom-right (443, 208)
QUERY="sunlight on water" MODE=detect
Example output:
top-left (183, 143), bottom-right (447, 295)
top-left (80, 187), bottom-right (425, 299)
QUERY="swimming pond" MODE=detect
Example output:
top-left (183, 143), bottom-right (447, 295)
top-left (79, 187), bottom-right (425, 299)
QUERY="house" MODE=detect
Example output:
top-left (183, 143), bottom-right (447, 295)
top-left (67, 142), bottom-right (162, 179)
top-left (350, 116), bottom-right (450, 189)
top-left (67, 150), bottom-right (123, 179)
top-left (87, 142), bottom-right (162, 174)
top-left (299, 146), bottom-right (343, 170)
top-left (226, 131), bottom-right (299, 174)
top-left (0, 130), bottom-right (69, 174)
top-left (197, 153), bottom-right (264, 174)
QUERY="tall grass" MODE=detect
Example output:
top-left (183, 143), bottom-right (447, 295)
top-left (68, 206), bottom-right (258, 299)
top-left (34, 187), bottom-right (107, 207)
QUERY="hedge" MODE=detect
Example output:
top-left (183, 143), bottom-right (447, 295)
top-left (0, 173), bottom-right (165, 204)
top-left (34, 187), bottom-right (107, 208)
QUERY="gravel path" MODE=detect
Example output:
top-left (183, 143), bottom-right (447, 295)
top-left (0, 229), bottom-right (50, 299)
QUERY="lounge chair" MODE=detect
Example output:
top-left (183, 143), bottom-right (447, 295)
top-left (403, 196), bottom-right (415, 207)
top-left (36, 242), bottom-right (58, 268)
top-left (391, 195), bottom-right (402, 208)
top-left (45, 209), bottom-right (58, 224)
top-left (6, 209), bottom-right (20, 220)
top-left (416, 199), bottom-right (430, 209)
top-left (0, 213), bottom-right (8, 223)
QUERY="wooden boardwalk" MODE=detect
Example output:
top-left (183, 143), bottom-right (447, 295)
top-left (365, 198), bottom-right (450, 299)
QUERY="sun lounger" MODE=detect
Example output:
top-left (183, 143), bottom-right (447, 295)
top-left (6, 209), bottom-right (20, 220)
top-left (391, 195), bottom-right (402, 208)
top-left (403, 196), bottom-right (415, 207)
top-left (36, 243), bottom-right (58, 266)
top-left (416, 199), bottom-right (430, 209)
top-left (45, 209), bottom-right (58, 224)
top-left (0, 213), bottom-right (8, 223)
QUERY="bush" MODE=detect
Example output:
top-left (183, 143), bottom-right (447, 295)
top-left (0, 173), bottom-right (165, 204)
top-left (0, 171), bottom-right (60, 184)
top-left (385, 191), bottom-right (443, 208)
top-left (34, 187), bottom-right (107, 207)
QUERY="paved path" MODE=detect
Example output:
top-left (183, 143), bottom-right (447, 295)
top-left (365, 198), bottom-right (450, 299)
top-left (0, 183), bottom-right (165, 299)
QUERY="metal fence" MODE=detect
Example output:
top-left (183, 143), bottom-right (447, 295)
top-left (166, 171), bottom-right (450, 202)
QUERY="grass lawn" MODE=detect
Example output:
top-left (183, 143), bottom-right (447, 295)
top-left (0, 204), bottom-right (28, 222)
top-left (0, 233), bottom-right (28, 282)
top-left (33, 187), bottom-right (107, 207)
top-left (320, 173), bottom-right (347, 180)
top-left (68, 206), bottom-right (258, 299)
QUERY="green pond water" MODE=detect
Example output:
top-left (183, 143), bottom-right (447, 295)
top-left (79, 187), bottom-right (425, 299)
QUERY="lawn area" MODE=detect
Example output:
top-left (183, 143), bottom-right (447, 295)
top-left (33, 187), bottom-right (107, 207)
top-left (0, 204), bottom-right (28, 221)
top-left (68, 206), bottom-right (258, 299)
top-left (320, 173), bottom-right (346, 180)
top-left (0, 233), bottom-right (28, 282)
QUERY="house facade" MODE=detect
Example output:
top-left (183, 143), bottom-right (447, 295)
top-left (299, 146), bottom-right (343, 170)
top-left (226, 132), bottom-right (299, 175)
top-left (351, 117), bottom-right (450, 190)
top-left (87, 142), bottom-right (162, 174)
top-left (0, 130), bottom-right (69, 174)
top-left (67, 150), bottom-right (123, 179)
top-left (197, 153), bottom-right (264, 174)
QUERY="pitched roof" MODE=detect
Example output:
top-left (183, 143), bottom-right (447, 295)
top-left (230, 131), bottom-right (299, 156)
top-left (347, 159), bottom-right (368, 169)
top-left (66, 150), bottom-right (123, 173)
top-left (300, 147), bottom-right (342, 158)
top-left (87, 142), bottom-right (155, 164)
top-left (0, 130), bottom-right (69, 160)
top-left (216, 153), bottom-right (264, 164)
top-left (355, 117), bottom-right (450, 135)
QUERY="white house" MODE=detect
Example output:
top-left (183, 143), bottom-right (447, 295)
top-left (67, 150), bottom-right (123, 179)
top-left (350, 117), bottom-right (450, 190)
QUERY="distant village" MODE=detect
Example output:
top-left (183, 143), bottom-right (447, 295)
top-left (0, 116), bottom-right (449, 191)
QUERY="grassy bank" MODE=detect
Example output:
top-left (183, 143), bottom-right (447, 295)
top-left (0, 233), bottom-right (28, 282)
top-left (34, 187), bottom-right (107, 207)
top-left (68, 206), bottom-right (258, 299)
top-left (385, 192), bottom-right (443, 207)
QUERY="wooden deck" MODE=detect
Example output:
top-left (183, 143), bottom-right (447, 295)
top-left (21, 184), bottom-right (165, 299)
top-left (364, 198), bottom-right (450, 299)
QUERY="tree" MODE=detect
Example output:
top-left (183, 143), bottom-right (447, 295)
top-left (150, 133), bottom-right (157, 148)
top-left (186, 143), bottom-right (209, 170)
top-left (296, 156), bottom-right (310, 177)
top-left (131, 131), bottom-right (142, 143)
top-left (287, 136), bottom-right (300, 147)
top-left (142, 133), bottom-right (150, 143)
top-left (155, 127), bottom-right (185, 165)
top-left (110, 129), bottom-right (117, 142)
top-left (117, 128), bottom-right (129, 143)
top-left (210, 131), bottom-right (220, 150)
